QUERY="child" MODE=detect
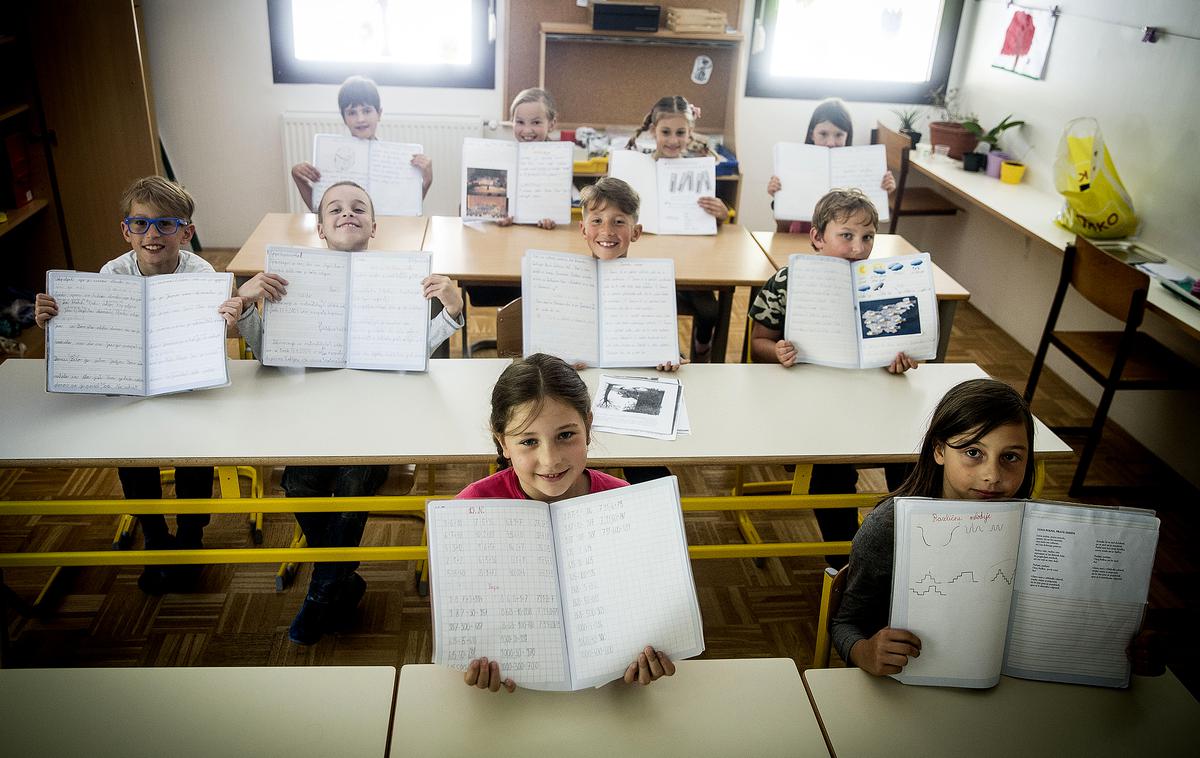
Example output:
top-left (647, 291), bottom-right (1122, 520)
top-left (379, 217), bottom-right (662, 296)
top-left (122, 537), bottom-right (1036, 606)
top-left (748, 188), bottom-right (917, 566)
top-left (830, 378), bottom-right (1034, 675)
top-left (289, 75), bottom-right (434, 213)
top-left (456, 353), bottom-right (677, 692)
top-left (498, 87), bottom-right (561, 230)
top-left (34, 176), bottom-right (244, 595)
top-left (767, 97), bottom-right (896, 234)
top-left (237, 180), bottom-right (464, 645)
top-left (625, 95), bottom-right (726, 361)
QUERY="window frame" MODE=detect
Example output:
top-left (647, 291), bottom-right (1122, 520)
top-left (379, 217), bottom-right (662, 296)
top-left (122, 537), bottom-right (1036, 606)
top-left (744, 0), bottom-right (964, 104)
top-left (266, 0), bottom-right (496, 89)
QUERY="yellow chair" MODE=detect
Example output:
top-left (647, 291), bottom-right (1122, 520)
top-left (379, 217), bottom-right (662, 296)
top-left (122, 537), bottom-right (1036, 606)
top-left (811, 564), bottom-right (849, 668)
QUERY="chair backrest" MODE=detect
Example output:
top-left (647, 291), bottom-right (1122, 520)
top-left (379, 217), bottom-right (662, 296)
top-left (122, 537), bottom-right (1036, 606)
top-left (495, 297), bottom-right (523, 358)
top-left (811, 564), bottom-right (849, 668)
top-left (1068, 237), bottom-right (1151, 325)
top-left (872, 122), bottom-right (911, 231)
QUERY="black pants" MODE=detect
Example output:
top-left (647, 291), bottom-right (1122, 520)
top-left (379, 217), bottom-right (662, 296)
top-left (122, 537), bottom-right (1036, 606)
top-left (809, 463), bottom-right (913, 568)
top-left (677, 290), bottom-right (719, 345)
top-left (117, 466), bottom-right (212, 549)
top-left (282, 465), bottom-right (388, 600)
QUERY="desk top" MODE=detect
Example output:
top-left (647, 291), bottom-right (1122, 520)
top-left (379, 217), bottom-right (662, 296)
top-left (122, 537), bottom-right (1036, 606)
top-left (909, 155), bottom-right (1200, 337)
top-left (424, 216), bottom-right (777, 287)
top-left (0, 359), bottom-right (1071, 467)
top-left (751, 231), bottom-right (971, 301)
top-left (391, 659), bottom-right (825, 758)
top-left (804, 667), bottom-right (1199, 758)
top-left (227, 213), bottom-right (429, 276)
top-left (0, 666), bottom-right (397, 758)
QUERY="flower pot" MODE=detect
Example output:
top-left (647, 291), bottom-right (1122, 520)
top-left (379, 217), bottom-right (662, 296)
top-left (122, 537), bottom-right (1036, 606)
top-left (1000, 160), bottom-right (1026, 184)
top-left (986, 151), bottom-right (1011, 178)
top-left (899, 129), bottom-right (921, 149)
top-left (962, 152), bottom-right (987, 172)
top-left (928, 121), bottom-right (978, 160)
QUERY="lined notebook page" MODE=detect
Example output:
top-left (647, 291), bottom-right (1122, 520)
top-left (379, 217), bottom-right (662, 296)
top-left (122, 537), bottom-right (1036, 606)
top-left (784, 255), bottom-right (859, 369)
top-left (347, 252), bottom-right (430, 371)
top-left (145, 273), bottom-right (231, 395)
top-left (367, 141), bottom-right (424, 216)
top-left (551, 476), bottom-right (704, 689)
top-left (522, 250), bottom-right (599, 366)
top-left (598, 257), bottom-right (679, 367)
top-left (46, 272), bottom-right (145, 395)
top-left (514, 141), bottom-right (573, 225)
top-left (310, 134), bottom-right (371, 209)
top-left (428, 500), bottom-right (572, 691)
top-left (262, 246), bottom-right (349, 368)
top-left (829, 145), bottom-right (891, 222)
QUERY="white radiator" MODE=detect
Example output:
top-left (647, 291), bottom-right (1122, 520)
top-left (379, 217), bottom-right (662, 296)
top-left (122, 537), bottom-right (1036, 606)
top-left (281, 112), bottom-right (492, 216)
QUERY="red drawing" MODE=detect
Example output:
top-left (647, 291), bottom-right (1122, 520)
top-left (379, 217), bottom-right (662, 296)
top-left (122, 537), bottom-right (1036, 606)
top-left (1001, 11), bottom-right (1036, 57)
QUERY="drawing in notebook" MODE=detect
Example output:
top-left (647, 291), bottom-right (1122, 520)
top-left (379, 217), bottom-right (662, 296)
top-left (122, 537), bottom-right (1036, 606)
top-left (45, 270), bottom-right (232, 396)
top-left (608, 150), bottom-right (717, 235)
top-left (772, 143), bottom-right (891, 223)
top-left (428, 476), bottom-right (705, 691)
top-left (460, 138), bottom-right (573, 224)
top-left (591, 375), bottom-right (683, 440)
top-left (783, 252), bottom-right (938, 369)
top-left (890, 497), bottom-right (1159, 689)
top-left (261, 245), bottom-right (431, 370)
top-left (310, 134), bottom-right (424, 216)
top-left (521, 250), bottom-right (679, 368)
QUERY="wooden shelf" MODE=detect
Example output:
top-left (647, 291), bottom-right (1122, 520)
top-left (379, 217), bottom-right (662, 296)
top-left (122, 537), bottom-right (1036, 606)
top-left (0, 198), bottom-right (49, 240)
top-left (541, 22), bottom-right (743, 47)
top-left (0, 102), bottom-right (30, 124)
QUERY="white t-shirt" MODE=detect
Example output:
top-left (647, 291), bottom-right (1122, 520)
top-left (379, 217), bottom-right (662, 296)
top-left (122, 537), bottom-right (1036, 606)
top-left (99, 249), bottom-right (214, 276)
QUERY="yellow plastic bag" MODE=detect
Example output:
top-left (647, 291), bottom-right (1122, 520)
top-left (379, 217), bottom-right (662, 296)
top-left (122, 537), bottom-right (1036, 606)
top-left (1053, 117), bottom-right (1139, 238)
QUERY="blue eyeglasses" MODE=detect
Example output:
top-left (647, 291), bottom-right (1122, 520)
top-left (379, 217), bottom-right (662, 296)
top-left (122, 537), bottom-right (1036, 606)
top-left (124, 216), bottom-right (189, 235)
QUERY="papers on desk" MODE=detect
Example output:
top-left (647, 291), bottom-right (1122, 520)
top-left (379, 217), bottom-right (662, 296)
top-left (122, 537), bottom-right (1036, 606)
top-left (783, 252), bottom-right (938, 369)
top-left (772, 143), bottom-right (890, 223)
top-left (592, 375), bottom-right (689, 440)
top-left (609, 150), bottom-right (717, 235)
top-left (522, 250), bottom-right (680, 368)
top-left (261, 246), bottom-right (431, 371)
top-left (461, 138), bottom-right (573, 225)
top-left (310, 134), bottom-right (424, 216)
top-left (45, 271), bottom-right (232, 396)
top-left (890, 497), bottom-right (1159, 690)
top-left (428, 476), bottom-right (705, 691)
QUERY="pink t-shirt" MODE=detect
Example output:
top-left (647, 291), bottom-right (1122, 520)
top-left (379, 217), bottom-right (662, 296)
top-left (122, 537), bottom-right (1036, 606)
top-left (456, 467), bottom-right (627, 500)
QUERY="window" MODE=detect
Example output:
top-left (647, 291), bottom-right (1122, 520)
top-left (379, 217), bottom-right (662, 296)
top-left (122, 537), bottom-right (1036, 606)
top-left (745, 0), bottom-right (964, 103)
top-left (267, 0), bottom-right (496, 89)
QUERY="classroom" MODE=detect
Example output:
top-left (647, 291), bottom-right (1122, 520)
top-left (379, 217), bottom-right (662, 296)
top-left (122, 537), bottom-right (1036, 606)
top-left (0, 1), bottom-right (1198, 755)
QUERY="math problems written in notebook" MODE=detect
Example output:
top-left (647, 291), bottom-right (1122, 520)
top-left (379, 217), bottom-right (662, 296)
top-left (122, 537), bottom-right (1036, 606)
top-left (427, 477), bottom-right (705, 691)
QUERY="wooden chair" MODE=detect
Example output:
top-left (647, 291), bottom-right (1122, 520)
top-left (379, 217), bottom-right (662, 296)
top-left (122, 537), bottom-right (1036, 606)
top-left (872, 122), bottom-right (959, 234)
top-left (1025, 236), bottom-right (1199, 495)
top-left (462, 285), bottom-right (521, 358)
top-left (812, 565), bottom-right (849, 668)
top-left (495, 297), bottom-right (523, 358)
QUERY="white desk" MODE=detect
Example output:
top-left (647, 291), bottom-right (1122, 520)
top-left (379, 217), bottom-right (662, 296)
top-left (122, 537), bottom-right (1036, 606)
top-left (910, 153), bottom-right (1200, 339)
top-left (804, 666), bottom-right (1199, 757)
top-left (0, 359), bottom-right (1071, 467)
top-left (0, 665), bottom-right (397, 758)
top-left (392, 659), bottom-right (826, 757)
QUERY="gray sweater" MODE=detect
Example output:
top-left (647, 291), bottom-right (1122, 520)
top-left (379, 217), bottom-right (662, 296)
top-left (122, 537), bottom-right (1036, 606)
top-left (237, 304), bottom-right (462, 361)
top-left (830, 497), bottom-right (896, 664)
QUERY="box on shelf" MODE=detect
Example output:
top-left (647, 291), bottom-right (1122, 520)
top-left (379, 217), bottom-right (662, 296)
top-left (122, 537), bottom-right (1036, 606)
top-left (665, 6), bottom-right (727, 33)
top-left (590, 2), bottom-right (661, 32)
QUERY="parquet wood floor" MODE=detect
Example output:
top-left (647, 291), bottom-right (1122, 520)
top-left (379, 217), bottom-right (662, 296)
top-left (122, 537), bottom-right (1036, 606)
top-left (2, 249), bottom-right (1196, 698)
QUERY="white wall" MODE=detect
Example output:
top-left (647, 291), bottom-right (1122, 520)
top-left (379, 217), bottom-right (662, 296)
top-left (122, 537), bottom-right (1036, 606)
top-left (142, 0), bottom-right (503, 248)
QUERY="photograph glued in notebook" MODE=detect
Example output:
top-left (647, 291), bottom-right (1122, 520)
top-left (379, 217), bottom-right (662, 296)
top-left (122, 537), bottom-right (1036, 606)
top-left (460, 138), bottom-right (573, 224)
top-left (772, 143), bottom-right (891, 223)
top-left (310, 134), bottom-right (424, 216)
top-left (522, 250), bottom-right (679, 368)
top-left (783, 252), bottom-right (938, 368)
top-left (261, 246), bottom-right (431, 370)
top-left (45, 270), bottom-right (232, 396)
top-left (608, 150), bottom-right (717, 235)
top-left (428, 476), bottom-right (705, 691)
top-left (890, 497), bottom-right (1159, 689)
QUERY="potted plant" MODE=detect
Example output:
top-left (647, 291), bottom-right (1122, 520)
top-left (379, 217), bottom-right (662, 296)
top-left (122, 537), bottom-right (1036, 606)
top-left (926, 86), bottom-right (979, 160)
top-left (962, 114), bottom-right (1025, 153)
top-left (892, 107), bottom-right (922, 148)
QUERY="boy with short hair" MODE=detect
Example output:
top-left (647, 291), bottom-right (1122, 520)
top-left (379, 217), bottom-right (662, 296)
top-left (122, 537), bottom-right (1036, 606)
top-left (237, 180), bottom-right (464, 645)
top-left (290, 75), bottom-right (434, 212)
top-left (34, 176), bottom-right (244, 594)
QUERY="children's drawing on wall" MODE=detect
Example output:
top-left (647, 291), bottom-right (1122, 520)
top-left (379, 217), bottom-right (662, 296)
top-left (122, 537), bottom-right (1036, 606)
top-left (992, 6), bottom-right (1057, 79)
top-left (597, 379), bottom-right (666, 416)
top-left (464, 167), bottom-right (508, 219)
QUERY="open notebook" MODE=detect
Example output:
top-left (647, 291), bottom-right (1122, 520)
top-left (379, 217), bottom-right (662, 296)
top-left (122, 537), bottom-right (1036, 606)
top-left (310, 134), bottom-right (424, 216)
top-left (428, 476), bottom-right (705, 690)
